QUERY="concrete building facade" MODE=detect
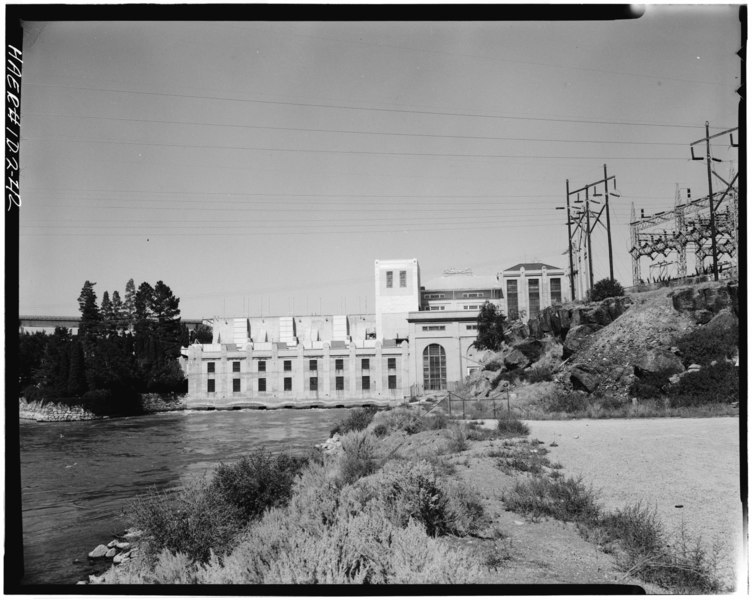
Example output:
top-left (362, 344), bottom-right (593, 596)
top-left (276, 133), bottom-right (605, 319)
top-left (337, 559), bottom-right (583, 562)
top-left (499, 263), bottom-right (569, 320)
top-left (181, 258), bottom-right (566, 406)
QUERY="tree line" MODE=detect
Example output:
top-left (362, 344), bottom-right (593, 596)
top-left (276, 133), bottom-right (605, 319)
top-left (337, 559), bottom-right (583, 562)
top-left (20, 279), bottom-right (212, 415)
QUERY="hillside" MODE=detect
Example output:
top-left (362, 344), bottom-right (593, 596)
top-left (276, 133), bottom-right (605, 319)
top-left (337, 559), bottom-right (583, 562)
top-left (458, 279), bottom-right (739, 411)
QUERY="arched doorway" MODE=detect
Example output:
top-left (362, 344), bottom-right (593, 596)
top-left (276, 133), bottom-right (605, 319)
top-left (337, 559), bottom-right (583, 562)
top-left (423, 344), bottom-right (447, 390)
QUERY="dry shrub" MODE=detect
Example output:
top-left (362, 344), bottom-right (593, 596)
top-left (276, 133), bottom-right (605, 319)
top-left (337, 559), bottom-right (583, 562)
top-left (336, 430), bottom-right (378, 485)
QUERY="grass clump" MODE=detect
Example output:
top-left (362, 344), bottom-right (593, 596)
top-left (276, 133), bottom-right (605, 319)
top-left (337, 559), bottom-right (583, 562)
top-left (524, 364), bottom-right (554, 384)
top-left (496, 415), bottom-right (530, 437)
top-left (503, 475), bottom-right (600, 523)
top-left (330, 406), bottom-right (378, 436)
top-left (379, 407), bottom-right (426, 435)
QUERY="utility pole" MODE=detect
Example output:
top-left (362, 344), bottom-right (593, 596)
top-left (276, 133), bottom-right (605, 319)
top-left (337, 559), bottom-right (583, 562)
top-left (690, 122), bottom-right (738, 281)
top-left (603, 164), bottom-right (614, 280)
top-left (561, 167), bottom-right (617, 298)
top-left (558, 180), bottom-right (576, 301)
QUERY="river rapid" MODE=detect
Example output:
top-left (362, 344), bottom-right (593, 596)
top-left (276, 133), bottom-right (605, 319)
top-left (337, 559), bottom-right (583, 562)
top-left (16, 408), bottom-right (352, 585)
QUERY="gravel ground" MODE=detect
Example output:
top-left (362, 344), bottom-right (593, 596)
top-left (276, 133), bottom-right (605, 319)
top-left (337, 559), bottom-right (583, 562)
top-left (525, 417), bottom-right (744, 590)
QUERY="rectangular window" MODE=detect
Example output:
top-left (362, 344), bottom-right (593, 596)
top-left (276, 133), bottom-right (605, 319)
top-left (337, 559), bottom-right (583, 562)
top-left (361, 376), bottom-right (370, 390)
top-left (550, 278), bottom-right (562, 304)
top-left (232, 378), bottom-right (241, 392)
top-left (466, 324), bottom-right (479, 331)
top-left (507, 280), bottom-right (518, 320)
top-left (232, 361), bottom-right (240, 372)
top-left (207, 379), bottom-right (215, 393)
top-left (258, 378), bottom-right (266, 392)
top-left (309, 377), bottom-right (318, 391)
top-left (335, 358), bottom-right (344, 371)
top-left (309, 359), bottom-right (317, 371)
top-left (207, 362), bottom-right (215, 373)
top-left (258, 360), bottom-right (266, 372)
top-left (528, 278), bottom-right (541, 318)
top-left (387, 357), bottom-right (396, 369)
top-left (424, 293), bottom-right (445, 300)
top-left (335, 376), bottom-right (344, 391)
top-left (361, 358), bottom-right (370, 370)
top-left (284, 377), bottom-right (292, 391)
top-left (399, 270), bottom-right (407, 287)
top-left (422, 325), bottom-right (446, 331)
top-left (284, 360), bottom-right (292, 372)
top-left (388, 374), bottom-right (397, 389)
top-left (429, 305), bottom-right (445, 311)
top-left (386, 271), bottom-right (393, 288)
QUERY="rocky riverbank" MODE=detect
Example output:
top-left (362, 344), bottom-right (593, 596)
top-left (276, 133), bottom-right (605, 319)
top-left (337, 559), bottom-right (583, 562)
top-left (78, 529), bottom-right (143, 584)
top-left (19, 399), bottom-right (101, 422)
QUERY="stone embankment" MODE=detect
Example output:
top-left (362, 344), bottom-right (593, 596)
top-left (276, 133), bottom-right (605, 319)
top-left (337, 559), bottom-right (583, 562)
top-left (139, 393), bottom-right (186, 413)
top-left (19, 399), bottom-right (100, 422)
top-left (78, 529), bottom-right (142, 584)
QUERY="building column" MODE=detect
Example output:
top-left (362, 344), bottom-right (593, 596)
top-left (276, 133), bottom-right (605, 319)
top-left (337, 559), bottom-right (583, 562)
top-left (349, 342), bottom-right (357, 397)
top-left (322, 343), bottom-right (331, 397)
top-left (296, 345), bottom-right (305, 399)
top-left (400, 341), bottom-right (410, 399)
top-left (375, 341), bottom-right (383, 396)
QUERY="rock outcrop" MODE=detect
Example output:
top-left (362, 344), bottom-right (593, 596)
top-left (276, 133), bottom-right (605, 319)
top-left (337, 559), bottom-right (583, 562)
top-left (19, 399), bottom-right (100, 422)
top-left (670, 282), bottom-right (738, 322)
top-left (632, 349), bottom-right (685, 378)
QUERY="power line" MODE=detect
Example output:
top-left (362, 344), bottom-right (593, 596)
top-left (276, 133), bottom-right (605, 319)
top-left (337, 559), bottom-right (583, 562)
top-left (21, 136), bottom-right (693, 161)
top-left (23, 81), bottom-right (735, 130)
top-left (23, 111), bottom-right (705, 147)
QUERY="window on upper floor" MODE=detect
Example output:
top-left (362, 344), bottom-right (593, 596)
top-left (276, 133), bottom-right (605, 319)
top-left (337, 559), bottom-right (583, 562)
top-left (232, 361), bottom-right (240, 372)
top-left (399, 270), bottom-right (406, 287)
top-left (386, 271), bottom-right (393, 288)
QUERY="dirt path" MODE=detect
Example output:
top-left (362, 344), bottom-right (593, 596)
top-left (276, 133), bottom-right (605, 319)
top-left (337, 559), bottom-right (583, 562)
top-left (525, 417), bottom-right (743, 589)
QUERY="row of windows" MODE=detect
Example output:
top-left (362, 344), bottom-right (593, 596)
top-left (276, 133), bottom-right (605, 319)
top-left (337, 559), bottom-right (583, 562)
top-left (386, 270), bottom-right (408, 288)
top-left (206, 357), bottom-right (397, 372)
top-left (207, 375), bottom-right (398, 393)
top-left (422, 325), bottom-right (446, 331)
top-left (506, 277), bottom-right (562, 319)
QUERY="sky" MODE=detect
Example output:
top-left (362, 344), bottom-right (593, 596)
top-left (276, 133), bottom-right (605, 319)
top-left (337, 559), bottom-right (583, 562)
top-left (16, 7), bottom-right (741, 320)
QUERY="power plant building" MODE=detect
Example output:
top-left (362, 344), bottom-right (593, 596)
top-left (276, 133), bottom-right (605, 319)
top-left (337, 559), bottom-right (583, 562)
top-left (181, 258), bottom-right (567, 407)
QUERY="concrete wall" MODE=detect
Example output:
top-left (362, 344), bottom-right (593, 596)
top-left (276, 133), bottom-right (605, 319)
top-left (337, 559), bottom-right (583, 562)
top-left (183, 340), bottom-right (409, 408)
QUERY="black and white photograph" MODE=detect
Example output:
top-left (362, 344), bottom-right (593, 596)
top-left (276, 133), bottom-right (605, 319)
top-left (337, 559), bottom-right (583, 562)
top-left (6, 4), bottom-right (744, 593)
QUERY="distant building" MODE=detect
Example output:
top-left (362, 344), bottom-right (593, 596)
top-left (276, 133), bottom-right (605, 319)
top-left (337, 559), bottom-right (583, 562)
top-left (180, 257), bottom-right (567, 405)
top-left (499, 263), bottom-right (568, 320)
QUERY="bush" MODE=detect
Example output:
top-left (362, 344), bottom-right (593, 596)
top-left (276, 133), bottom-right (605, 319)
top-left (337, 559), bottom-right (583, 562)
top-left (546, 389), bottom-right (589, 413)
top-left (629, 369), bottom-right (675, 400)
top-left (588, 278), bottom-right (625, 302)
top-left (330, 406), bottom-right (378, 437)
top-left (128, 478), bottom-right (243, 563)
top-left (668, 362), bottom-right (738, 407)
top-left (675, 320), bottom-right (738, 367)
top-left (371, 422), bottom-right (389, 437)
top-left (503, 475), bottom-right (600, 524)
top-left (210, 450), bottom-right (307, 523)
top-left (348, 459), bottom-right (486, 537)
top-left (424, 412), bottom-right (448, 430)
top-left (381, 407), bottom-right (426, 435)
top-left (337, 430), bottom-right (378, 485)
top-left (496, 415), bottom-right (530, 437)
top-left (524, 365), bottom-right (554, 384)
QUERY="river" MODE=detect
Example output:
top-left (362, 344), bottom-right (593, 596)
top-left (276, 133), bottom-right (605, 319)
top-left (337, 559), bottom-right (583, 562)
top-left (15, 408), bottom-right (352, 586)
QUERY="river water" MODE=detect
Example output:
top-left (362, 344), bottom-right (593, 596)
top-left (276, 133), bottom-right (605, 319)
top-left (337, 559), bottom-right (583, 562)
top-left (16, 408), bottom-right (351, 585)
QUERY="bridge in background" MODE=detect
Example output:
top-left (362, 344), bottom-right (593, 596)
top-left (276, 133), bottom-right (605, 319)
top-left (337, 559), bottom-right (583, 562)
top-left (19, 316), bottom-right (206, 334)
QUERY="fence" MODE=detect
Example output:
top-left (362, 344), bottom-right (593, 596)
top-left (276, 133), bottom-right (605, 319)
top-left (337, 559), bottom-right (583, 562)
top-left (412, 389), bottom-right (517, 421)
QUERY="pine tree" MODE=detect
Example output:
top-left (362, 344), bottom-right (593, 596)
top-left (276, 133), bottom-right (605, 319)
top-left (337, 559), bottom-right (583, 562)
top-left (123, 278), bottom-right (136, 329)
top-left (77, 281), bottom-right (101, 341)
top-left (111, 291), bottom-right (125, 331)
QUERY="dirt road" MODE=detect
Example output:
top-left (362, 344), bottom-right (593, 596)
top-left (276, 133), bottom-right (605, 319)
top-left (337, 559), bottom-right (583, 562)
top-left (526, 417), bottom-right (744, 588)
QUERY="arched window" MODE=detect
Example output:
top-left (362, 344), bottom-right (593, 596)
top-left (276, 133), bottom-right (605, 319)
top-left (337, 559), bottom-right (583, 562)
top-left (423, 344), bottom-right (447, 390)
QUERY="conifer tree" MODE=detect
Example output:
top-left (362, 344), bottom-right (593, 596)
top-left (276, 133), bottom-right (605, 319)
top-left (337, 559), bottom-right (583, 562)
top-left (123, 278), bottom-right (136, 329)
top-left (474, 301), bottom-right (507, 351)
top-left (77, 281), bottom-right (101, 341)
top-left (111, 290), bottom-right (124, 331)
top-left (67, 340), bottom-right (88, 396)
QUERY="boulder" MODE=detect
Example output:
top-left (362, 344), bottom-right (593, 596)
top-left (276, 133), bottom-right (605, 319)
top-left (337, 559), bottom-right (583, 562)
top-left (633, 350), bottom-right (685, 378)
top-left (563, 324), bottom-right (601, 359)
top-left (527, 318), bottom-right (543, 339)
top-left (505, 322), bottom-right (529, 344)
top-left (570, 364), bottom-right (601, 393)
top-left (670, 283), bottom-right (735, 321)
top-left (88, 544), bottom-right (109, 559)
top-left (114, 541), bottom-right (131, 551)
top-left (504, 348), bottom-right (530, 370)
top-left (512, 339), bottom-right (545, 363)
top-left (470, 377), bottom-right (492, 397)
top-left (105, 547), bottom-right (117, 558)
